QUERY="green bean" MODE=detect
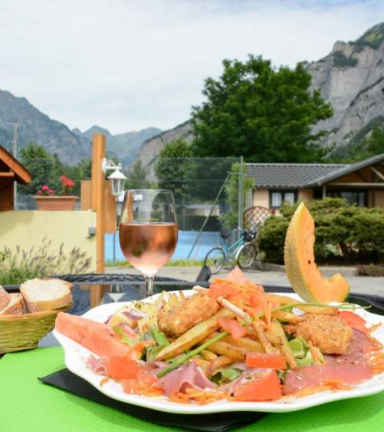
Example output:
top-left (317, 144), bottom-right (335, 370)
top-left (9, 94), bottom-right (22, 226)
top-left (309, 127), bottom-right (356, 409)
top-left (150, 326), bottom-right (170, 347)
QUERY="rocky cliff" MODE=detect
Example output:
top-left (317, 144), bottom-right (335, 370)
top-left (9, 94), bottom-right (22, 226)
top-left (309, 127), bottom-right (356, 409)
top-left (0, 90), bottom-right (91, 165)
top-left (134, 120), bottom-right (193, 181)
top-left (305, 22), bottom-right (384, 148)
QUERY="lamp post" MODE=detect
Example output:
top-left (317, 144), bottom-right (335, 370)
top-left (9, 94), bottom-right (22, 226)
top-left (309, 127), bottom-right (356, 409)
top-left (102, 159), bottom-right (127, 196)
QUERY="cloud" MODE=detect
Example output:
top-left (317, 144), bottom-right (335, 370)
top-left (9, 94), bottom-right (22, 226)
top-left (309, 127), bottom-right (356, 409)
top-left (0, 0), bottom-right (382, 133)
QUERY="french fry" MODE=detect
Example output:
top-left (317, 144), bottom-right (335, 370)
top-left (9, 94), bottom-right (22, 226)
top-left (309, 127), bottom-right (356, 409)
top-left (251, 316), bottom-right (279, 354)
top-left (272, 310), bottom-right (302, 323)
top-left (206, 356), bottom-right (234, 377)
top-left (155, 308), bottom-right (233, 360)
top-left (200, 349), bottom-right (218, 361)
top-left (205, 340), bottom-right (246, 361)
top-left (264, 294), bottom-right (338, 315)
top-left (298, 305), bottom-right (339, 315)
top-left (266, 318), bottom-right (297, 369)
top-left (222, 335), bottom-right (264, 353)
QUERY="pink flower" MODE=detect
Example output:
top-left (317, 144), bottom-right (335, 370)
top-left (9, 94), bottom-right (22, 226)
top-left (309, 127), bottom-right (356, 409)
top-left (42, 185), bottom-right (49, 191)
top-left (60, 174), bottom-right (75, 195)
top-left (37, 190), bottom-right (42, 195)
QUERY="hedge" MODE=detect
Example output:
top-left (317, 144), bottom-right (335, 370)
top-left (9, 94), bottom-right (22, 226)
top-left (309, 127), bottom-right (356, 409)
top-left (257, 198), bottom-right (384, 265)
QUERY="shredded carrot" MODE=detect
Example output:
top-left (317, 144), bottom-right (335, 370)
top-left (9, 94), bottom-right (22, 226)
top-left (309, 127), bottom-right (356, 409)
top-left (170, 388), bottom-right (232, 405)
top-left (99, 377), bottom-right (109, 387)
top-left (322, 379), bottom-right (352, 390)
top-left (368, 335), bottom-right (383, 351)
top-left (369, 322), bottom-right (382, 334)
top-left (308, 340), bottom-right (320, 364)
top-left (170, 392), bottom-right (189, 404)
top-left (368, 352), bottom-right (384, 374)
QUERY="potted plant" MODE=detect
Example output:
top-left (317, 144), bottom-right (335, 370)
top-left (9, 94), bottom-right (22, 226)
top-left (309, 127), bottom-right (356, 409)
top-left (34, 175), bottom-right (77, 211)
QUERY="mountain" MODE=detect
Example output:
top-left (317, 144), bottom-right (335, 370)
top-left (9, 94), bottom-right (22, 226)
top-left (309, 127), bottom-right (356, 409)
top-left (134, 120), bottom-right (194, 181)
top-left (305, 22), bottom-right (384, 149)
top-left (0, 90), bottom-right (91, 165)
top-left (74, 125), bottom-right (161, 167)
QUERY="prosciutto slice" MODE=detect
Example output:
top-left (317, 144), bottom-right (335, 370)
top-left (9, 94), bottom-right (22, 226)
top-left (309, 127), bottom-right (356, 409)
top-left (325, 329), bottom-right (372, 365)
top-left (86, 355), bottom-right (107, 375)
top-left (157, 362), bottom-right (217, 396)
top-left (283, 329), bottom-right (374, 395)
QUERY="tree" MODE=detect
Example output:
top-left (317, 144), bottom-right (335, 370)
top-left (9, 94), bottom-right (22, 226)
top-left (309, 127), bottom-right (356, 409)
top-left (352, 128), bottom-right (384, 161)
top-left (20, 143), bottom-right (60, 195)
top-left (63, 158), bottom-right (92, 195)
top-left (154, 139), bottom-right (192, 198)
top-left (220, 162), bottom-right (254, 231)
top-left (125, 160), bottom-right (151, 189)
top-left (191, 55), bottom-right (333, 162)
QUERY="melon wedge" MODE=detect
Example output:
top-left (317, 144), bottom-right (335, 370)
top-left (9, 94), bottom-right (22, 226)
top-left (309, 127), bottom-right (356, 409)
top-left (55, 312), bottom-right (130, 358)
top-left (284, 202), bottom-right (350, 303)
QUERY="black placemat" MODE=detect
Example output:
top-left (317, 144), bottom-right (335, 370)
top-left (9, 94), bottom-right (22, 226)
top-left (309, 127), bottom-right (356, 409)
top-left (39, 369), bottom-right (267, 432)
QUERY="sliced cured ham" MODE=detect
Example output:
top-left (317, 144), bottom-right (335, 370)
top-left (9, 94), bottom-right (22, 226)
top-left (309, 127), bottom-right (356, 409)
top-left (157, 362), bottom-right (217, 397)
top-left (283, 330), bottom-right (374, 395)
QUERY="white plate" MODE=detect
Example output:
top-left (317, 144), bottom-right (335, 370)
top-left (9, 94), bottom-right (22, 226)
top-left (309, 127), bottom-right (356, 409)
top-left (53, 292), bottom-right (384, 414)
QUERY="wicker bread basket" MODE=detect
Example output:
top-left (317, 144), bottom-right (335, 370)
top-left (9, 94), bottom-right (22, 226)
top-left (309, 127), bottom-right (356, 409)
top-left (0, 305), bottom-right (71, 354)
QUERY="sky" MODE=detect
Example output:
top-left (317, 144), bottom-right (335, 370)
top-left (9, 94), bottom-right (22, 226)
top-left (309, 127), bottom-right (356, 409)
top-left (0, 0), bottom-right (383, 134)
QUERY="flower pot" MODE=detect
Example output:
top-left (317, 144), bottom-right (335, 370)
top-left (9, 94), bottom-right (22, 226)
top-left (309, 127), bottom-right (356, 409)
top-left (34, 196), bottom-right (78, 211)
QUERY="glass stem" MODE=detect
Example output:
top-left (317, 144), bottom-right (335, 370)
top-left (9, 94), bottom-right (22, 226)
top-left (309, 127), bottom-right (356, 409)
top-left (144, 274), bottom-right (155, 298)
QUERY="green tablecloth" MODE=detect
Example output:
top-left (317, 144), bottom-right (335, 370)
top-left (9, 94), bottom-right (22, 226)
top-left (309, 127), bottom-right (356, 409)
top-left (1, 347), bottom-right (383, 432)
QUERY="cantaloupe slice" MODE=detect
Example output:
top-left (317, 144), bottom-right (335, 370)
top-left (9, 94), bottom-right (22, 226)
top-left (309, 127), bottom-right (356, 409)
top-left (284, 202), bottom-right (350, 303)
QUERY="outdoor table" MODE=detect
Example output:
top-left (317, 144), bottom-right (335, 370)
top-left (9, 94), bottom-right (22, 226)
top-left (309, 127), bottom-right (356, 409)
top-left (2, 276), bottom-right (384, 431)
top-left (2, 346), bottom-right (384, 432)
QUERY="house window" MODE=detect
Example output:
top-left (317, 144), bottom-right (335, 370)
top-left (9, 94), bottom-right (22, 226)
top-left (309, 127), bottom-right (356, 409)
top-left (324, 190), bottom-right (367, 207)
top-left (270, 190), bottom-right (297, 209)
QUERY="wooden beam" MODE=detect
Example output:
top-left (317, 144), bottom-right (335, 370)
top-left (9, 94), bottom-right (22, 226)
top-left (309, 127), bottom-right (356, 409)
top-left (370, 166), bottom-right (384, 182)
top-left (0, 146), bottom-right (31, 184)
top-left (330, 182), bottom-right (384, 187)
top-left (0, 172), bottom-right (15, 178)
top-left (90, 134), bottom-right (106, 308)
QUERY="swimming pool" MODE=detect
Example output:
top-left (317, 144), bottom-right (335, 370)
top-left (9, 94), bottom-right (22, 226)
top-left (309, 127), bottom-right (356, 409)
top-left (105, 231), bottom-right (224, 262)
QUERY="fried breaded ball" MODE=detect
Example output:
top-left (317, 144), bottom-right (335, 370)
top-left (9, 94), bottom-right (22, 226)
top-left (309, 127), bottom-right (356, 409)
top-left (157, 291), bottom-right (219, 338)
top-left (285, 314), bottom-right (353, 355)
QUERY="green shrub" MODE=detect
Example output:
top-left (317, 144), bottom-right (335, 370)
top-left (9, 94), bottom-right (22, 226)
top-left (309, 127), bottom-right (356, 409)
top-left (333, 51), bottom-right (358, 68)
top-left (0, 238), bottom-right (91, 285)
top-left (257, 198), bottom-right (384, 265)
top-left (356, 264), bottom-right (384, 277)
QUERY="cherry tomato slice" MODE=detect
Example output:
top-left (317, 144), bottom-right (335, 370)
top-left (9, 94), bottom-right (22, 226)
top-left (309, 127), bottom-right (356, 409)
top-left (233, 369), bottom-right (282, 401)
top-left (246, 352), bottom-right (287, 370)
top-left (218, 317), bottom-right (247, 339)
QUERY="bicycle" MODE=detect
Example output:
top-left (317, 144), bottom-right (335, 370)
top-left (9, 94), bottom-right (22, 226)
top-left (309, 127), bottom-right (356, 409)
top-left (204, 229), bottom-right (257, 274)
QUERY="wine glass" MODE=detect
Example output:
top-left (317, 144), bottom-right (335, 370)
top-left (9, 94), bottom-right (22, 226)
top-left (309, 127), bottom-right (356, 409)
top-left (119, 189), bottom-right (178, 298)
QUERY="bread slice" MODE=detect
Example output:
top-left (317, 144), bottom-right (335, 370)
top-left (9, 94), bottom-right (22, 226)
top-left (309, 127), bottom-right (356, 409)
top-left (0, 293), bottom-right (24, 315)
top-left (0, 285), bottom-right (10, 311)
top-left (20, 278), bottom-right (73, 313)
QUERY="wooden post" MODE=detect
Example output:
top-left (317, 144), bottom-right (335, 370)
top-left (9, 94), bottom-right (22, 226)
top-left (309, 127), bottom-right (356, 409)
top-left (0, 181), bottom-right (14, 211)
top-left (322, 185), bottom-right (327, 199)
top-left (90, 134), bottom-right (106, 307)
